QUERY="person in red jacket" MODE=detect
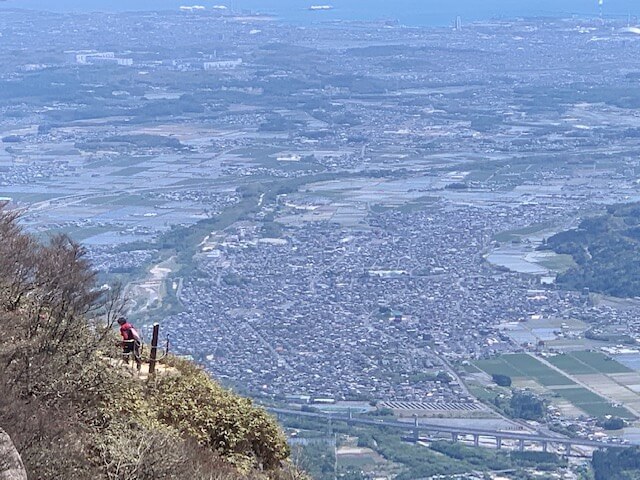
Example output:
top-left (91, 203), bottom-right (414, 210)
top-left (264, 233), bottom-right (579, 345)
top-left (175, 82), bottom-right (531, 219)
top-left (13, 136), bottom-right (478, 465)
top-left (118, 317), bottom-right (141, 371)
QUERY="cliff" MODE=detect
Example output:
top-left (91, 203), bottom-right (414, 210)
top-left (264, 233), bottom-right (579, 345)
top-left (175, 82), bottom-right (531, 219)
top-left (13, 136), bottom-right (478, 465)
top-left (0, 206), bottom-right (304, 480)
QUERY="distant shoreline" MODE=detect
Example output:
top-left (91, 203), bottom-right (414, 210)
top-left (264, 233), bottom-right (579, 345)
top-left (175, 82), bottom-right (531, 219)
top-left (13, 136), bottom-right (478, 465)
top-left (0, 2), bottom-right (638, 28)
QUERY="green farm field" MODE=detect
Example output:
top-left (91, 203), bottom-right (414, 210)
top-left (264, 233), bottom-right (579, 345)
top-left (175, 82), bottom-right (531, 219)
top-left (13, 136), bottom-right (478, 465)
top-left (570, 351), bottom-right (633, 374)
top-left (547, 351), bottom-right (633, 375)
top-left (550, 387), bottom-right (633, 418)
top-left (474, 353), bottom-right (636, 419)
top-left (475, 354), bottom-right (573, 386)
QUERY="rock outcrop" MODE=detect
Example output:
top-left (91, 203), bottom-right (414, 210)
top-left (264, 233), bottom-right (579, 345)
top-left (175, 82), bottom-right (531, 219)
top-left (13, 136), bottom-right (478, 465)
top-left (0, 428), bottom-right (27, 480)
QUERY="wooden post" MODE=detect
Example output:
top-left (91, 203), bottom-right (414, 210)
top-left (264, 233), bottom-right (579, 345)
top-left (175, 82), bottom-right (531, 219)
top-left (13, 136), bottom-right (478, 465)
top-left (149, 323), bottom-right (160, 376)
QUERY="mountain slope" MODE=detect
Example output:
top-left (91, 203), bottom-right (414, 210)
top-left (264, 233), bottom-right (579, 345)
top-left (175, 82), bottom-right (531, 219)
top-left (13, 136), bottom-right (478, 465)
top-left (0, 206), bottom-right (304, 480)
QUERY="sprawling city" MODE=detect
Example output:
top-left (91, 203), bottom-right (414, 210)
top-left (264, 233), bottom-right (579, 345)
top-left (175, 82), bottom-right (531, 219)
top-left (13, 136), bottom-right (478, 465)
top-left (1, 4), bottom-right (640, 480)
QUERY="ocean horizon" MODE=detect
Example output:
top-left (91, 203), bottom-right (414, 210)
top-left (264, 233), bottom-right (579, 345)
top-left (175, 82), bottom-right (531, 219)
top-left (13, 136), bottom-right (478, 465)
top-left (1, 0), bottom-right (639, 26)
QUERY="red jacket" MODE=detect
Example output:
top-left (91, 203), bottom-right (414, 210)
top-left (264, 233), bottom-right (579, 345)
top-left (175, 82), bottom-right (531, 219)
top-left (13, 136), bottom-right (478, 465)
top-left (120, 323), bottom-right (140, 343)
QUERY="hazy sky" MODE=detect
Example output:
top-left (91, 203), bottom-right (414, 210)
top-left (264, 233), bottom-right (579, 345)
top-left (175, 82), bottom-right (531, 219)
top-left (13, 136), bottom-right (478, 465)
top-left (1, 0), bottom-right (639, 26)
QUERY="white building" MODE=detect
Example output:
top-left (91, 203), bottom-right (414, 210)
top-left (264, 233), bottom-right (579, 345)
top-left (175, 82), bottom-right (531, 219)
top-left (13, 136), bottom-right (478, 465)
top-left (74, 51), bottom-right (132, 66)
top-left (204, 59), bottom-right (243, 70)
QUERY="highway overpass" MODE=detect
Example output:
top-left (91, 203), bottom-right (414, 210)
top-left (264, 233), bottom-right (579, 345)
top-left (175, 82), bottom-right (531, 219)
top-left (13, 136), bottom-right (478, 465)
top-left (268, 407), bottom-right (633, 456)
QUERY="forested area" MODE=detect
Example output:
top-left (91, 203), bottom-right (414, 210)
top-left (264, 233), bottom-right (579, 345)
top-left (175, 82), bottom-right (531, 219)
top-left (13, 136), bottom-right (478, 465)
top-left (544, 203), bottom-right (640, 297)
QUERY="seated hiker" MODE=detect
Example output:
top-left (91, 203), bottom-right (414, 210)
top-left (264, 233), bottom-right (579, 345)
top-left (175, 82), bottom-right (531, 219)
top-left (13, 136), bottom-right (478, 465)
top-left (117, 317), bottom-right (142, 371)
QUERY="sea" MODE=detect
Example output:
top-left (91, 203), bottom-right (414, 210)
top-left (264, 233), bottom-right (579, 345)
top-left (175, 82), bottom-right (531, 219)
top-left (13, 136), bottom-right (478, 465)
top-left (1, 0), bottom-right (640, 27)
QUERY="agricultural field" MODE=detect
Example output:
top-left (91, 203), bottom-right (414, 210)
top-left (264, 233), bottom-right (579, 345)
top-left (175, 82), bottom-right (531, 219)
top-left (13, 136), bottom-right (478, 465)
top-left (547, 354), bottom-right (595, 375)
top-left (475, 353), bottom-right (573, 386)
top-left (546, 351), bottom-right (640, 416)
top-left (570, 351), bottom-right (634, 374)
top-left (551, 387), bottom-right (631, 418)
top-left (474, 357), bottom-right (523, 379)
top-left (336, 447), bottom-right (386, 470)
top-left (548, 351), bottom-right (633, 375)
top-left (474, 353), bottom-right (637, 419)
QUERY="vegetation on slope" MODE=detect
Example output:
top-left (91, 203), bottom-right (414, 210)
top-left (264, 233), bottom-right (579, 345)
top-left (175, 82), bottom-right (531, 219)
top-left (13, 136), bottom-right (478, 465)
top-left (0, 206), bottom-right (304, 480)
top-left (592, 446), bottom-right (640, 480)
top-left (543, 202), bottom-right (640, 297)
top-left (280, 416), bottom-right (567, 480)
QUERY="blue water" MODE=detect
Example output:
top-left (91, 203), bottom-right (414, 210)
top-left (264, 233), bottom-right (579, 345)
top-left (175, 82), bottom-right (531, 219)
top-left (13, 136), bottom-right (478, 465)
top-left (2, 0), bottom-right (640, 26)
